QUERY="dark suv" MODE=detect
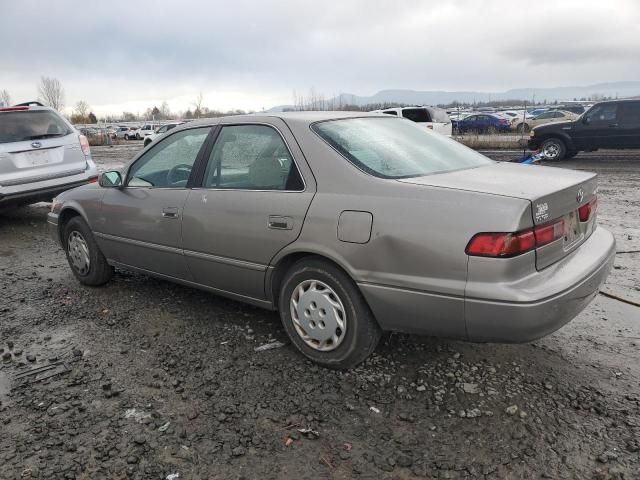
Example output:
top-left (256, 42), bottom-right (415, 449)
top-left (528, 99), bottom-right (640, 160)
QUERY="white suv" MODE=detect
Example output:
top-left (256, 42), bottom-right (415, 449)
top-left (136, 124), bottom-right (156, 140)
top-left (143, 122), bottom-right (184, 146)
top-left (371, 106), bottom-right (452, 136)
top-left (0, 102), bottom-right (98, 207)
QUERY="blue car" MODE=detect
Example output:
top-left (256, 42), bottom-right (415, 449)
top-left (453, 113), bottom-right (511, 133)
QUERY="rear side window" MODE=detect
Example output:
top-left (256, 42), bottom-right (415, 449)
top-left (402, 108), bottom-right (432, 123)
top-left (382, 110), bottom-right (398, 116)
top-left (203, 125), bottom-right (303, 191)
top-left (619, 102), bottom-right (640, 126)
top-left (426, 108), bottom-right (450, 123)
top-left (313, 117), bottom-right (493, 179)
top-left (0, 110), bottom-right (72, 144)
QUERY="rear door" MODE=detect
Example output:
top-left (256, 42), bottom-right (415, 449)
top-left (181, 119), bottom-right (315, 300)
top-left (617, 101), bottom-right (640, 148)
top-left (97, 126), bottom-right (212, 279)
top-left (0, 109), bottom-right (86, 187)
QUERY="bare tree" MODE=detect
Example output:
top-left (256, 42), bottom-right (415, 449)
top-left (0, 89), bottom-right (11, 107)
top-left (160, 101), bottom-right (171, 119)
top-left (74, 100), bottom-right (90, 118)
top-left (38, 76), bottom-right (65, 110)
top-left (193, 91), bottom-right (204, 118)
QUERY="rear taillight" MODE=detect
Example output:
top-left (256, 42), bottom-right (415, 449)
top-left (534, 218), bottom-right (565, 247)
top-left (427, 125), bottom-right (434, 129)
top-left (467, 216), bottom-right (566, 258)
top-left (578, 196), bottom-right (597, 222)
top-left (465, 230), bottom-right (536, 257)
top-left (87, 175), bottom-right (99, 183)
top-left (79, 134), bottom-right (91, 156)
top-left (0, 106), bottom-right (29, 112)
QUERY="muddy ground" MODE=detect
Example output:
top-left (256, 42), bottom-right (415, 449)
top-left (0, 144), bottom-right (639, 479)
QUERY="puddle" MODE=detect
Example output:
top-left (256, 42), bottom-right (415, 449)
top-left (0, 371), bottom-right (10, 401)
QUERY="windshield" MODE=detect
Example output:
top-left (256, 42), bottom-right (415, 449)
top-left (312, 117), bottom-right (493, 178)
top-left (0, 110), bottom-right (72, 144)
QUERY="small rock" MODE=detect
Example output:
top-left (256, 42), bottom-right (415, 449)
top-left (7, 341), bottom-right (14, 349)
top-left (416, 385), bottom-right (426, 392)
top-left (232, 446), bottom-right (246, 457)
top-left (2, 352), bottom-right (11, 361)
top-left (26, 353), bottom-right (36, 362)
top-left (463, 383), bottom-right (480, 394)
top-left (505, 405), bottom-right (519, 416)
top-left (133, 436), bottom-right (146, 445)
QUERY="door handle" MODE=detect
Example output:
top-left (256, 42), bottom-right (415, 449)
top-left (268, 215), bottom-right (293, 230)
top-left (162, 207), bottom-right (179, 218)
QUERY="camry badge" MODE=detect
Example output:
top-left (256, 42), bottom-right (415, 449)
top-left (576, 188), bottom-right (584, 203)
top-left (31, 141), bottom-right (42, 149)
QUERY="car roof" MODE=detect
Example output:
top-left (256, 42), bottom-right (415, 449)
top-left (181, 111), bottom-right (383, 129)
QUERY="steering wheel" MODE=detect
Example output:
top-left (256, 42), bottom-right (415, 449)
top-left (166, 163), bottom-right (192, 187)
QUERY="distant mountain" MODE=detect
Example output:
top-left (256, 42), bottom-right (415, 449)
top-left (268, 81), bottom-right (640, 111)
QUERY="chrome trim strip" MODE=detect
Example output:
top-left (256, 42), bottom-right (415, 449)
top-left (94, 232), bottom-right (267, 271)
top-left (0, 168), bottom-right (86, 187)
top-left (94, 232), bottom-right (182, 255)
top-left (183, 249), bottom-right (266, 272)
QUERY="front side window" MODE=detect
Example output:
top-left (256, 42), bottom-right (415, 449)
top-left (0, 110), bottom-right (72, 144)
top-left (586, 104), bottom-right (617, 123)
top-left (127, 127), bottom-right (210, 188)
top-left (313, 117), bottom-right (493, 179)
top-left (203, 125), bottom-right (303, 190)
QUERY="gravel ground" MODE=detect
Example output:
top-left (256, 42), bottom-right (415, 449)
top-left (0, 144), bottom-right (639, 479)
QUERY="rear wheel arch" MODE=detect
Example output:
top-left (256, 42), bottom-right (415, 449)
top-left (268, 252), bottom-right (357, 308)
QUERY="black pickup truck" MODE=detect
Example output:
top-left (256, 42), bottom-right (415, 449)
top-left (528, 99), bottom-right (640, 160)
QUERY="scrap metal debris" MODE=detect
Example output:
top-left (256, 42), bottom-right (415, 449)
top-left (254, 341), bottom-right (286, 352)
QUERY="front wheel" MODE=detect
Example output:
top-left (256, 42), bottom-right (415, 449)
top-left (278, 258), bottom-right (381, 369)
top-left (541, 137), bottom-right (567, 161)
top-left (63, 217), bottom-right (114, 286)
top-left (124, 134), bottom-right (129, 140)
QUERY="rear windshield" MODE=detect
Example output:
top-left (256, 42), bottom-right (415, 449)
top-left (0, 110), bottom-right (72, 144)
top-left (312, 117), bottom-right (493, 179)
top-left (426, 107), bottom-right (451, 123)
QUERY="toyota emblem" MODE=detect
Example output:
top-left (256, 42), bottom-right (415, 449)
top-left (31, 141), bottom-right (42, 149)
top-left (576, 188), bottom-right (584, 203)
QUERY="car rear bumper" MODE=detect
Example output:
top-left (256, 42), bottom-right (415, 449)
top-left (0, 178), bottom-right (91, 207)
top-left (464, 227), bottom-right (615, 342)
top-left (359, 226), bottom-right (615, 342)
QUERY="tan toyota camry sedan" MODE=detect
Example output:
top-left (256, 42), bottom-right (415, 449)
top-left (49, 112), bottom-right (615, 369)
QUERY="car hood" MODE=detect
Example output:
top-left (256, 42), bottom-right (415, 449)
top-left (532, 120), bottom-right (574, 132)
top-left (397, 162), bottom-right (597, 223)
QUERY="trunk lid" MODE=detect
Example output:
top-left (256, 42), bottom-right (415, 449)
top-left (398, 162), bottom-right (598, 269)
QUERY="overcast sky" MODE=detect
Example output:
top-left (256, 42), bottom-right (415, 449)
top-left (2, 0), bottom-right (639, 116)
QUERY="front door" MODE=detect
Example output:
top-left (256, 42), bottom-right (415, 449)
top-left (96, 126), bottom-right (211, 279)
top-left (182, 121), bottom-right (315, 300)
top-left (572, 103), bottom-right (620, 150)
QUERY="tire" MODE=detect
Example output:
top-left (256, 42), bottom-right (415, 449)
top-left (124, 134), bottom-right (129, 140)
top-left (516, 123), bottom-right (530, 133)
top-left (278, 258), bottom-right (381, 369)
top-left (144, 139), bottom-right (151, 147)
top-left (541, 137), bottom-right (567, 161)
top-left (63, 216), bottom-right (114, 286)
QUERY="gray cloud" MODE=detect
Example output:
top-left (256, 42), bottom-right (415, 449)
top-left (1, 0), bottom-right (639, 113)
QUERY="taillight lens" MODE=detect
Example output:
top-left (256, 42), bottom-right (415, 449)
top-left (467, 217), bottom-right (566, 258)
top-left (578, 196), bottom-right (597, 222)
top-left (87, 175), bottom-right (99, 183)
top-left (465, 230), bottom-right (536, 257)
top-left (533, 218), bottom-right (565, 247)
top-left (79, 134), bottom-right (91, 156)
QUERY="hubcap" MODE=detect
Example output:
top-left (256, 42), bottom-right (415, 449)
top-left (290, 280), bottom-right (346, 351)
top-left (543, 142), bottom-right (560, 159)
top-left (67, 231), bottom-right (91, 275)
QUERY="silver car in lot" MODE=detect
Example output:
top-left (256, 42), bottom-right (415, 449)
top-left (0, 103), bottom-right (99, 207)
top-left (48, 112), bottom-right (615, 368)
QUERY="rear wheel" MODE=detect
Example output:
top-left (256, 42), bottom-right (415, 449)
top-left (541, 137), bottom-right (567, 161)
top-left (63, 217), bottom-right (113, 286)
top-left (516, 123), bottom-right (530, 133)
top-left (278, 258), bottom-right (381, 369)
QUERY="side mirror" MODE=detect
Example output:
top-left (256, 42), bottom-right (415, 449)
top-left (99, 171), bottom-right (123, 188)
